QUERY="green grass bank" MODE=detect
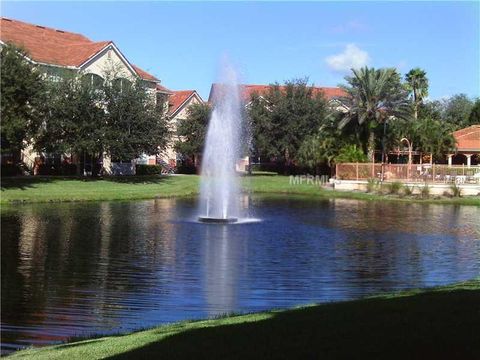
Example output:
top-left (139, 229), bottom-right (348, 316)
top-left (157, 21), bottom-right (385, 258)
top-left (8, 280), bottom-right (480, 359)
top-left (1, 175), bottom-right (479, 205)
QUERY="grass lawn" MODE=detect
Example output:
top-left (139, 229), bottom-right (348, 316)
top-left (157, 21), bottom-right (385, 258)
top-left (8, 280), bottom-right (480, 359)
top-left (1, 174), bottom-right (479, 206)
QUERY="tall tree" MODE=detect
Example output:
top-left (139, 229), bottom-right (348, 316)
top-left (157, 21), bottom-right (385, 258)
top-left (405, 68), bottom-right (429, 119)
top-left (390, 117), bottom-right (456, 162)
top-left (249, 78), bottom-right (329, 169)
top-left (442, 94), bottom-right (475, 129)
top-left (35, 74), bottom-right (106, 174)
top-left (103, 77), bottom-right (170, 161)
top-left (338, 67), bottom-right (412, 161)
top-left (174, 102), bottom-right (211, 166)
top-left (0, 43), bottom-right (46, 159)
top-left (468, 99), bottom-right (480, 125)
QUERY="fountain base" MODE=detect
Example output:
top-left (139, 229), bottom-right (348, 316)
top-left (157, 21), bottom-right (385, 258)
top-left (198, 216), bottom-right (238, 224)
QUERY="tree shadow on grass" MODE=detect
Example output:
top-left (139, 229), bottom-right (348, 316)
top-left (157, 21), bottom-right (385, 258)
top-left (105, 290), bottom-right (480, 360)
top-left (0, 175), bottom-right (173, 190)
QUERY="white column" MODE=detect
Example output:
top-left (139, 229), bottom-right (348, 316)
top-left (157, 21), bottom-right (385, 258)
top-left (447, 154), bottom-right (453, 167)
top-left (465, 154), bottom-right (472, 168)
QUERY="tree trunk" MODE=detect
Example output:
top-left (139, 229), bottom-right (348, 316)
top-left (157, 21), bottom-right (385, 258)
top-left (367, 131), bottom-right (375, 162)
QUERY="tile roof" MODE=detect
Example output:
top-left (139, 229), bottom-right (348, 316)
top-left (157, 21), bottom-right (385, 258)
top-left (0, 17), bottom-right (158, 81)
top-left (156, 83), bottom-right (173, 94)
top-left (168, 90), bottom-right (198, 115)
top-left (209, 83), bottom-right (347, 103)
top-left (453, 125), bottom-right (480, 152)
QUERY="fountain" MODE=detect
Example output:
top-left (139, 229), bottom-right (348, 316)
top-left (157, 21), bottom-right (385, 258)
top-left (198, 62), bottom-right (243, 224)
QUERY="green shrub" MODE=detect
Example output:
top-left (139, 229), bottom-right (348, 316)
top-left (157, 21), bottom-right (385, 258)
top-left (403, 185), bottom-right (414, 196)
top-left (1, 164), bottom-right (22, 176)
top-left (450, 183), bottom-right (462, 197)
top-left (387, 181), bottom-right (403, 195)
top-left (366, 178), bottom-right (379, 193)
top-left (335, 145), bottom-right (368, 163)
top-left (136, 164), bottom-right (162, 175)
top-left (421, 184), bottom-right (430, 198)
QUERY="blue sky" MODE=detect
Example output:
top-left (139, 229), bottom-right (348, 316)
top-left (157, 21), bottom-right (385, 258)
top-left (2, 1), bottom-right (479, 100)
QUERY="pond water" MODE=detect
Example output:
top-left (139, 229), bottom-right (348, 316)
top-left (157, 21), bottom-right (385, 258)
top-left (1, 196), bottom-right (479, 352)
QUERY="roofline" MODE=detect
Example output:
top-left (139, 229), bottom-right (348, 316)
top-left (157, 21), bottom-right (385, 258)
top-left (79, 42), bottom-right (141, 80)
top-left (170, 91), bottom-right (203, 118)
top-left (0, 40), bottom-right (79, 69)
top-left (0, 17), bottom-right (88, 39)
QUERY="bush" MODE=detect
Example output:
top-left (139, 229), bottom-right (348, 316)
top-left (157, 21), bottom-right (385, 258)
top-left (335, 145), bottom-right (368, 163)
top-left (421, 184), bottom-right (430, 198)
top-left (176, 163), bottom-right (197, 174)
top-left (1, 164), bottom-right (22, 176)
top-left (403, 185), bottom-right (414, 196)
top-left (450, 183), bottom-right (462, 197)
top-left (387, 181), bottom-right (403, 195)
top-left (135, 164), bottom-right (162, 175)
top-left (366, 178), bottom-right (379, 193)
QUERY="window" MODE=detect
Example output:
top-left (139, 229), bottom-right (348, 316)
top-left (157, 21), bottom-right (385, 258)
top-left (112, 77), bottom-right (132, 93)
top-left (82, 73), bottom-right (104, 90)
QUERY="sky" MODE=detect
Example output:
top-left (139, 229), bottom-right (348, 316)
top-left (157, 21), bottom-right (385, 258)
top-left (2, 1), bottom-right (479, 100)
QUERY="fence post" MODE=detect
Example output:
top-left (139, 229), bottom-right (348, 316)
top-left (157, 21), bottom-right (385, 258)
top-left (356, 162), bottom-right (359, 181)
top-left (336, 163), bottom-right (338, 179)
top-left (432, 164), bottom-right (436, 183)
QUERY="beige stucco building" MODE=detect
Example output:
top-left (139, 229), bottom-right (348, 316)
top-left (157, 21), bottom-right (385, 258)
top-left (1, 17), bottom-right (172, 175)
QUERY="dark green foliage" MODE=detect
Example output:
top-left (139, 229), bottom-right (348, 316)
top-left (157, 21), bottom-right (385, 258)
top-left (0, 43), bottom-right (46, 155)
top-left (468, 99), bottom-right (480, 125)
top-left (338, 67), bottom-right (412, 159)
top-left (103, 76), bottom-right (169, 161)
top-left (174, 103), bottom-right (211, 163)
top-left (36, 74), bottom-right (105, 157)
top-left (386, 181), bottom-right (403, 195)
top-left (334, 144), bottom-right (368, 163)
top-left (443, 94), bottom-right (475, 129)
top-left (390, 117), bottom-right (456, 160)
top-left (450, 183), bottom-right (462, 197)
top-left (248, 78), bottom-right (330, 167)
top-left (135, 164), bottom-right (162, 175)
top-left (1, 164), bottom-right (22, 176)
top-left (405, 68), bottom-right (429, 119)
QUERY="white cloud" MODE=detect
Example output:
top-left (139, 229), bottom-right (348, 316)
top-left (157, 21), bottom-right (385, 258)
top-left (325, 44), bottom-right (370, 72)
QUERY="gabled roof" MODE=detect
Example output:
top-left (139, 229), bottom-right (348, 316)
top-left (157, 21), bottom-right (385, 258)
top-left (0, 17), bottom-right (158, 81)
top-left (156, 83), bottom-right (174, 94)
top-left (208, 83), bottom-right (347, 103)
top-left (168, 90), bottom-right (202, 116)
top-left (453, 125), bottom-right (480, 152)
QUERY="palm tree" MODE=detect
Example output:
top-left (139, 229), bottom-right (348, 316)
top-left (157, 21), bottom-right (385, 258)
top-left (405, 68), bottom-right (429, 119)
top-left (338, 67), bottom-right (412, 161)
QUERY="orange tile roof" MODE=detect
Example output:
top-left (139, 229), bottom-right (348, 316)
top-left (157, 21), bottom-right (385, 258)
top-left (453, 125), bottom-right (480, 152)
top-left (209, 83), bottom-right (347, 103)
top-left (156, 83), bottom-right (173, 94)
top-left (168, 90), bottom-right (198, 115)
top-left (0, 17), bottom-right (158, 81)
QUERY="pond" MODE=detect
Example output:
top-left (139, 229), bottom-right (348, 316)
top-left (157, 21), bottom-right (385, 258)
top-left (1, 196), bottom-right (479, 353)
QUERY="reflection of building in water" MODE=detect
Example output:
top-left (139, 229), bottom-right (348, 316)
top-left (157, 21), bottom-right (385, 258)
top-left (203, 226), bottom-right (241, 315)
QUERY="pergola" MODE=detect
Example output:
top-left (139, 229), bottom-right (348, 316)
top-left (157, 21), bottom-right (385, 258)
top-left (447, 125), bottom-right (480, 167)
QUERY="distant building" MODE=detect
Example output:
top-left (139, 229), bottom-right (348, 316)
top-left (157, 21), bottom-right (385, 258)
top-left (138, 89), bottom-right (205, 168)
top-left (208, 83), bottom-right (347, 108)
top-left (448, 125), bottom-right (480, 166)
top-left (0, 17), bottom-right (171, 174)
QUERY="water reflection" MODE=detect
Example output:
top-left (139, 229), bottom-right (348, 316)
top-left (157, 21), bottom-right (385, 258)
top-left (1, 197), bottom-right (479, 352)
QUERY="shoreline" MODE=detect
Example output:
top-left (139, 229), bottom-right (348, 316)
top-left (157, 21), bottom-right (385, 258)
top-left (7, 279), bottom-right (480, 359)
top-left (1, 175), bottom-right (479, 206)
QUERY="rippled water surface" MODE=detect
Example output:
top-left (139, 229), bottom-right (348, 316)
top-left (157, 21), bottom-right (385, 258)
top-left (1, 196), bottom-right (479, 352)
